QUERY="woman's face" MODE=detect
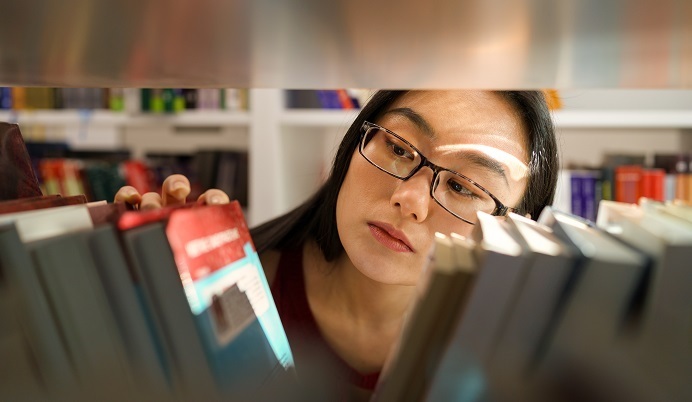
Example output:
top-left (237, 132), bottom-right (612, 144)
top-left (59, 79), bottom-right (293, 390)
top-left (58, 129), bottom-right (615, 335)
top-left (336, 90), bottom-right (530, 285)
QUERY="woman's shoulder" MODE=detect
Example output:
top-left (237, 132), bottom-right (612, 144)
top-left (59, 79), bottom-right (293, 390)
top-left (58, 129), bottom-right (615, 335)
top-left (259, 248), bottom-right (282, 285)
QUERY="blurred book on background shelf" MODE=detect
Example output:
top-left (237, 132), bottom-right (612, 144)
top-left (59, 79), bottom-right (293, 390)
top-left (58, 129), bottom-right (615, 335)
top-left (284, 89), bottom-right (371, 109)
top-left (554, 152), bottom-right (692, 221)
top-left (0, 87), bottom-right (250, 113)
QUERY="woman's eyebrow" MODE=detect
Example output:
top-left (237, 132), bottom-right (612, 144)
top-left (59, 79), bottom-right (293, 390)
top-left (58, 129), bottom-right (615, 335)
top-left (456, 152), bottom-right (508, 186)
top-left (384, 107), bottom-right (436, 139)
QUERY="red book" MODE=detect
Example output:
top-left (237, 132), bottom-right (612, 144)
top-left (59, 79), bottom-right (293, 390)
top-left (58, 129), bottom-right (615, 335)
top-left (122, 160), bottom-right (154, 194)
top-left (0, 122), bottom-right (43, 200)
top-left (615, 165), bottom-right (642, 203)
top-left (640, 169), bottom-right (665, 202)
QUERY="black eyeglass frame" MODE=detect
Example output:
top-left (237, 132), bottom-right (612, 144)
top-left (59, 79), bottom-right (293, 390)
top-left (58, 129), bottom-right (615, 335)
top-left (359, 121), bottom-right (519, 224)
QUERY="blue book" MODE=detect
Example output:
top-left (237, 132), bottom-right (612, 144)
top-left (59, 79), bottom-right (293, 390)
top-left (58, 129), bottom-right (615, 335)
top-left (0, 87), bottom-right (12, 109)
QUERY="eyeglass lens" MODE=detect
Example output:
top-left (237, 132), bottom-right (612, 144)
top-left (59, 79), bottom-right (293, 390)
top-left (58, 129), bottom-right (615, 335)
top-left (361, 125), bottom-right (497, 221)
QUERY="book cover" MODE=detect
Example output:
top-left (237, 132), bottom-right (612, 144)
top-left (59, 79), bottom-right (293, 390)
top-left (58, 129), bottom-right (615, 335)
top-left (0, 123), bottom-right (43, 201)
top-left (28, 232), bottom-right (136, 401)
top-left (0, 223), bottom-right (75, 397)
top-left (0, 204), bottom-right (93, 243)
top-left (119, 202), bottom-right (294, 399)
top-left (85, 225), bottom-right (171, 398)
top-left (164, 202), bottom-right (294, 372)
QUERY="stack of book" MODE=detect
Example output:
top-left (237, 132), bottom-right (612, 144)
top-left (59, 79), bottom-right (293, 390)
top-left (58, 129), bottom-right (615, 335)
top-left (374, 201), bottom-right (691, 402)
top-left (0, 197), bottom-right (298, 401)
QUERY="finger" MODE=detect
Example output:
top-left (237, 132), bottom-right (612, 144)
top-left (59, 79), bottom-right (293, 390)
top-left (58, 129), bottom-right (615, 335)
top-left (114, 186), bottom-right (142, 206)
top-left (197, 189), bottom-right (231, 205)
top-left (140, 192), bottom-right (163, 210)
top-left (161, 174), bottom-right (191, 206)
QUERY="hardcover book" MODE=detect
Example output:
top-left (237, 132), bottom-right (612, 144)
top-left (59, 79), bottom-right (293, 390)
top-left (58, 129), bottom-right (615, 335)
top-left (118, 201), bottom-right (294, 400)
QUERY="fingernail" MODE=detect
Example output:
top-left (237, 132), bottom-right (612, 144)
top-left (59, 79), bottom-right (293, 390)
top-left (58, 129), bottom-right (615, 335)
top-left (210, 196), bottom-right (222, 204)
top-left (171, 181), bottom-right (187, 192)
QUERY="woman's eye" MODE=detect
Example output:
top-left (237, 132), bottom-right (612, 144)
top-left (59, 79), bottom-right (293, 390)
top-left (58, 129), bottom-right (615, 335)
top-left (447, 179), bottom-right (477, 198)
top-left (386, 140), bottom-right (413, 160)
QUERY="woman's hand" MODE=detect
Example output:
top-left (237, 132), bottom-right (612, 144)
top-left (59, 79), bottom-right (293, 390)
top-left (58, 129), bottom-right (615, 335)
top-left (114, 174), bottom-right (230, 210)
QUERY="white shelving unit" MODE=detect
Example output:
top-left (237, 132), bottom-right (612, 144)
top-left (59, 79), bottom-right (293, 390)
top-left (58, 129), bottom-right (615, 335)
top-left (552, 110), bottom-right (692, 129)
top-left (3, 89), bottom-right (692, 226)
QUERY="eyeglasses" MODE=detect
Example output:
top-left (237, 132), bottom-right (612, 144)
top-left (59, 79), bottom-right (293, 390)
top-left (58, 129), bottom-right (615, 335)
top-left (359, 121), bottom-right (518, 225)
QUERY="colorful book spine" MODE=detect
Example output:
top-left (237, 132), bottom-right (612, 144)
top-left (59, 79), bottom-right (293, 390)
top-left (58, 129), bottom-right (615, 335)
top-left (0, 87), bottom-right (13, 109)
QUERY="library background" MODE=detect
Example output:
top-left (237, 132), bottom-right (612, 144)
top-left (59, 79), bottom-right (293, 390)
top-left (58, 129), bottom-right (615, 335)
top-left (0, 2), bottom-right (690, 402)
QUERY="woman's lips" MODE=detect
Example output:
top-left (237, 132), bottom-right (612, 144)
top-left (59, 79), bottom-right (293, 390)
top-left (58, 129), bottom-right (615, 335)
top-left (368, 222), bottom-right (414, 253)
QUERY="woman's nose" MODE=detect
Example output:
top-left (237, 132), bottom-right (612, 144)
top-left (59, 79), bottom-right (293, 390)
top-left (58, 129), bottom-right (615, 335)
top-left (389, 169), bottom-right (434, 222)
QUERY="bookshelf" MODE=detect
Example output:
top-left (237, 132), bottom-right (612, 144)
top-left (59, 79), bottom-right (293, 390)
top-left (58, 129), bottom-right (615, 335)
top-left (551, 110), bottom-right (692, 129)
top-left (2, 89), bottom-right (692, 226)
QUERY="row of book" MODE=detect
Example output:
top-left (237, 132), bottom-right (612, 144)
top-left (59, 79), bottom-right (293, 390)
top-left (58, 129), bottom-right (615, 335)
top-left (0, 88), bottom-right (250, 113)
top-left (554, 153), bottom-right (692, 221)
top-left (285, 89), bottom-right (370, 109)
top-left (24, 142), bottom-right (248, 207)
top-left (374, 200), bottom-right (691, 402)
top-left (1, 123), bottom-right (303, 400)
top-left (0, 196), bottom-right (300, 401)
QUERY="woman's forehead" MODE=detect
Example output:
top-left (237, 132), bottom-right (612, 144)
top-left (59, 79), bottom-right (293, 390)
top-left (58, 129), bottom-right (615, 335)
top-left (382, 90), bottom-right (530, 163)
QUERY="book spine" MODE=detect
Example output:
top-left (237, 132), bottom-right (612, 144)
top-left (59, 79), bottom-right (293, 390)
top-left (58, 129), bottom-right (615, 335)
top-left (615, 165), bottom-right (642, 203)
top-left (582, 173), bottom-right (596, 222)
top-left (570, 172), bottom-right (584, 219)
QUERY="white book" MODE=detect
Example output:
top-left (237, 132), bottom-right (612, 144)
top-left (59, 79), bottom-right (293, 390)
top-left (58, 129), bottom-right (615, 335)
top-left (552, 170), bottom-right (573, 215)
top-left (0, 204), bottom-right (93, 243)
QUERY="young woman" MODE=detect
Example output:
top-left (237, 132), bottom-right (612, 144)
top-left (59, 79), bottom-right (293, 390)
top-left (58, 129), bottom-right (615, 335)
top-left (115, 90), bottom-right (559, 400)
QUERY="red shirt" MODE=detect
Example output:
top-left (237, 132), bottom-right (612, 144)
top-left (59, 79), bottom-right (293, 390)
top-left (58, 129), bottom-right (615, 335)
top-left (270, 247), bottom-right (381, 394)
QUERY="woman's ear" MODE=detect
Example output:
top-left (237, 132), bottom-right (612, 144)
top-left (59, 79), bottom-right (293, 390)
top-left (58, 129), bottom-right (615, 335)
top-left (524, 213), bottom-right (532, 219)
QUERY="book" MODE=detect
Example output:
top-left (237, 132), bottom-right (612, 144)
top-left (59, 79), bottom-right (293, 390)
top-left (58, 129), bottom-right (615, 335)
top-left (421, 213), bottom-right (531, 402)
top-left (0, 122), bottom-right (43, 201)
top-left (27, 231), bottom-right (137, 401)
top-left (0, 204), bottom-right (93, 243)
top-left (596, 201), bottom-right (692, 397)
top-left (375, 232), bottom-right (477, 402)
top-left (65, 225), bottom-right (168, 402)
top-left (119, 201), bottom-right (294, 400)
top-left (0, 223), bottom-right (75, 400)
top-left (485, 213), bottom-right (577, 398)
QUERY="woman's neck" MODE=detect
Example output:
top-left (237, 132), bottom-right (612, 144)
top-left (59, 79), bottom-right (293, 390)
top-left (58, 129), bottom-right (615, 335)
top-left (302, 240), bottom-right (416, 332)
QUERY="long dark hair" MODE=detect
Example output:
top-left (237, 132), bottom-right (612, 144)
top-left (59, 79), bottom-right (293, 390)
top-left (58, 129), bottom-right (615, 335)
top-left (250, 90), bottom-right (558, 261)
